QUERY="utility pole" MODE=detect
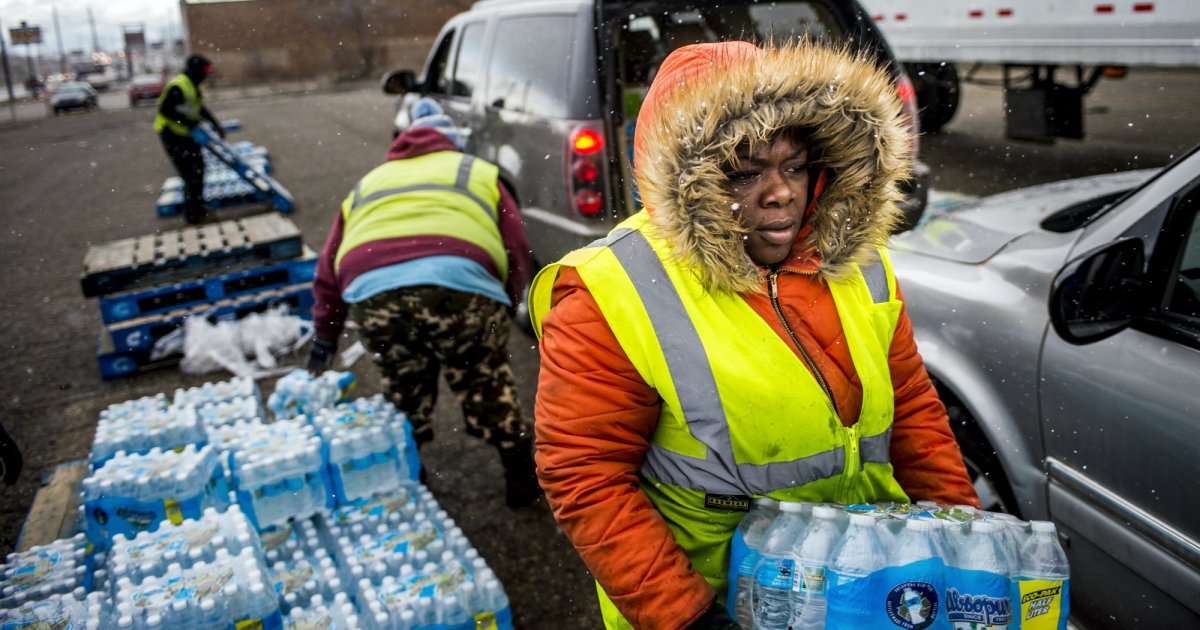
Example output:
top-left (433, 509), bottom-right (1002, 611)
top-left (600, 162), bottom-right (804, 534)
top-left (88, 7), bottom-right (100, 54)
top-left (53, 4), bottom-right (65, 75)
top-left (1, 19), bottom-right (16, 122)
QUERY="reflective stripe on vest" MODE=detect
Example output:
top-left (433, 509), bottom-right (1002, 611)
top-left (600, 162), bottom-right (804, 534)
top-left (530, 211), bottom-right (907, 501)
top-left (154, 74), bottom-right (201, 136)
top-left (334, 151), bottom-right (506, 277)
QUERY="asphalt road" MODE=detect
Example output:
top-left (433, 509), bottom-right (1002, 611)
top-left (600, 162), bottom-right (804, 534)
top-left (0, 66), bottom-right (1196, 628)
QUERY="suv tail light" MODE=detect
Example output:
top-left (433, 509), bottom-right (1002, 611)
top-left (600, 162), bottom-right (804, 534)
top-left (568, 127), bottom-right (607, 218)
top-left (897, 72), bottom-right (920, 157)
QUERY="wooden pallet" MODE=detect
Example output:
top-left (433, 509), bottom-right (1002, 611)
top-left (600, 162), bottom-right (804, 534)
top-left (80, 213), bottom-right (303, 297)
top-left (15, 460), bottom-right (87, 552)
top-left (97, 248), bottom-right (316, 324)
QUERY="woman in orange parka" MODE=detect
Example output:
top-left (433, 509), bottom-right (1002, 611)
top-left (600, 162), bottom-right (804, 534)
top-left (529, 41), bottom-right (979, 630)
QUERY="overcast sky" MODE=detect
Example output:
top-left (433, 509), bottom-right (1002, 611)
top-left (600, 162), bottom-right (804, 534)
top-left (0, 0), bottom-right (182, 55)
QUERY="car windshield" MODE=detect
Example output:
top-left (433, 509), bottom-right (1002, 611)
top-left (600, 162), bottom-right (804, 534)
top-left (58, 87), bottom-right (87, 96)
top-left (132, 76), bottom-right (161, 86)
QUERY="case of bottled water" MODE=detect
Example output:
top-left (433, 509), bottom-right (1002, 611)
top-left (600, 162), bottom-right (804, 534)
top-left (195, 396), bottom-right (263, 429)
top-left (283, 596), bottom-right (362, 630)
top-left (222, 420), bottom-right (333, 530)
top-left (175, 376), bottom-right (261, 409)
top-left (267, 370), bottom-right (356, 420)
top-left (107, 506), bottom-right (258, 587)
top-left (101, 394), bottom-right (170, 420)
top-left (729, 502), bottom-right (1068, 630)
top-left (311, 404), bottom-right (411, 506)
top-left (355, 553), bottom-right (513, 630)
top-left (81, 444), bottom-right (231, 549)
top-left (0, 591), bottom-right (107, 630)
top-left (111, 546), bottom-right (282, 630)
top-left (258, 518), bottom-right (347, 614)
top-left (90, 404), bottom-right (207, 466)
top-left (0, 533), bottom-right (96, 607)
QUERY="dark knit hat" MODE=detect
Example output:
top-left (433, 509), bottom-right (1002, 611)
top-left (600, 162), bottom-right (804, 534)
top-left (185, 54), bottom-right (213, 77)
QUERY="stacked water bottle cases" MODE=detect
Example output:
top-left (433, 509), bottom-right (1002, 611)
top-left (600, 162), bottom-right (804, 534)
top-left (729, 500), bottom-right (1070, 630)
top-left (0, 370), bottom-right (515, 630)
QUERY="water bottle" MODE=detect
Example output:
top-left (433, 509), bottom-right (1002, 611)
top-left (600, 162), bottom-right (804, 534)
top-left (826, 512), bottom-right (888, 628)
top-left (1016, 521), bottom-right (1069, 630)
top-left (945, 519), bottom-right (1014, 629)
top-left (727, 497), bottom-right (779, 626)
top-left (790, 504), bottom-right (842, 630)
top-left (751, 501), bottom-right (808, 629)
top-left (886, 517), bottom-right (947, 629)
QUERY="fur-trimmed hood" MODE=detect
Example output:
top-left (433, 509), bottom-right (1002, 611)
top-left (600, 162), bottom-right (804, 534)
top-left (634, 40), bottom-right (912, 293)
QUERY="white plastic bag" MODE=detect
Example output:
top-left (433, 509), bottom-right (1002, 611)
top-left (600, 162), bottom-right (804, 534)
top-left (152, 305), bottom-right (313, 377)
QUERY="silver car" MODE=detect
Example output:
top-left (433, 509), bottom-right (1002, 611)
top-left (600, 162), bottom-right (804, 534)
top-left (890, 147), bottom-right (1200, 627)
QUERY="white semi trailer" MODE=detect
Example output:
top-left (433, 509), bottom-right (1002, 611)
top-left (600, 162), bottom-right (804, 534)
top-left (860, 0), bottom-right (1200, 140)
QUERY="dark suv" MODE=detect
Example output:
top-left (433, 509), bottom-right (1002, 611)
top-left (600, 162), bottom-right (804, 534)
top-left (383, 0), bottom-right (929, 275)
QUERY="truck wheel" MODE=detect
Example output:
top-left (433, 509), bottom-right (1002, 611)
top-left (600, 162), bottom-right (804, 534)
top-left (935, 382), bottom-right (1020, 516)
top-left (908, 62), bottom-right (961, 134)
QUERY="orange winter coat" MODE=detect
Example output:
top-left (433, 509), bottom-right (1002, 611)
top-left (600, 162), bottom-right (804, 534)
top-left (534, 41), bottom-right (979, 630)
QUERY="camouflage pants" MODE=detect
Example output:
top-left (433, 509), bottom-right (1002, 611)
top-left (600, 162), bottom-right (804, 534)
top-left (351, 286), bottom-right (529, 451)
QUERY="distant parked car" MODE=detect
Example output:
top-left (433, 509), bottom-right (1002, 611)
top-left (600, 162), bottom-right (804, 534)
top-left (890, 146), bottom-right (1200, 628)
top-left (50, 82), bottom-right (98, 115)
top-left (128, 75), bottom-right (165, 107)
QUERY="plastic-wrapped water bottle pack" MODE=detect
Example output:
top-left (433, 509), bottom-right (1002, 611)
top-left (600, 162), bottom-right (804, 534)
top-left (729, 501), bottom-right (1070, 630)
top-left (260, 519), bottom-right (347, 614)
top-left (175, 376), bottom-right (261, 409)
top-left (284, 596), bottom-right (362, 630)
top-left (0, 533), bottom-right (97, 607)
top-left (0, 591), bottom-right (107, 630)
top-left (90, 405), bottom-right (207, 465)
top-left (355, 552), bottom-right (512, 630)
top-left (111, 547), bottom-right (281, 630)
top-left (100, 394), bottom-right (170, 422)
top-left (312, 404), bottom-right (412, 505)
top-left (267, 370), bottom-right (356, 420)
top-left (223, 420), bottom-right (332, 530)
top-left (195, 396), bottom-right (263, 429)
top-left (107, 506), bottom-right (257, 587)
top-left (81, 444), bottom-right (231, 548)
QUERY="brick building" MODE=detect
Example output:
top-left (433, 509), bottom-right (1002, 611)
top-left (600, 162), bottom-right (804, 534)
top-left (181, 0), bottom-right (473, 84)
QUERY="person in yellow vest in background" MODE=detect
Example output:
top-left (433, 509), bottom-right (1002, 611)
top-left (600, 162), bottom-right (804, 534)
top-left (308, 99), bottom-right (539, 507)
top-left (529, 41), bottom-right (981, 629)
top-left (155, 54), bottom-right (225, 225)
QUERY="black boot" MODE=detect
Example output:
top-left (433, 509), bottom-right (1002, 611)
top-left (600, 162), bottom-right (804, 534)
top-left (498, 440), bottom-right (540, 508)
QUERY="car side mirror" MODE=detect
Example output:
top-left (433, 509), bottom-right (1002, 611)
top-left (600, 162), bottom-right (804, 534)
top-left (381, 69), bottom-right (417, 95)
top-left (1049, 237), bottom-right (1147, 344)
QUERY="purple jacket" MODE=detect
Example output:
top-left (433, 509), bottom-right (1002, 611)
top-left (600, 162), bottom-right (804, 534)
top-left (311, 127), bottom-right (533, 341)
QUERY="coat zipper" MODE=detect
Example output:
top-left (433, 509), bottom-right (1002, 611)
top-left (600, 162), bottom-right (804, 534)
top-left (767, 269), bottom-right (859, 500)
top-left (767, 270), bottom-right (838, 418)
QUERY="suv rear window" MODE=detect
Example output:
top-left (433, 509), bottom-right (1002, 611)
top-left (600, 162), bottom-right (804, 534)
top-left (619, 2), bottom-right (844, 90)
top-left (485, 15), bottom-right (577, 118)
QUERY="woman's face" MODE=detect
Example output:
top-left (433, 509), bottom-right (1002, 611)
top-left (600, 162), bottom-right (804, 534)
top-left (725, 133), bottom-right (811, 266)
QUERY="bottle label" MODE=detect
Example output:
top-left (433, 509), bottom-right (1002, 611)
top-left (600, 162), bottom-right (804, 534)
top-left (795, 562), bottom-right (827, 595)
top-left (754, 557), bottom-right (795, 590)
top-left (1017, 578), bottom-right (1069, 630)
top-left (827, 558), bottom-right (944, 630)
top-left (944, 567), bottom-right (1012, 629)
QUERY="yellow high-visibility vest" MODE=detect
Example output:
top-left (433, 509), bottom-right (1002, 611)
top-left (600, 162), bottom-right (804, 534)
top-left (530, 211), bottom-right (909, 629)
top-left (154, 74), bottom-right (202, 136)
top-left (335, 151), bottom-right (506, 279)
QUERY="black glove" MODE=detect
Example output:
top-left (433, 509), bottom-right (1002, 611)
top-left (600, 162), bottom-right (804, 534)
top-left (306, 337), bottom-right (338, 375)
top-left (687, 602), bottom-right (741, 630)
